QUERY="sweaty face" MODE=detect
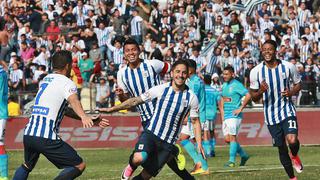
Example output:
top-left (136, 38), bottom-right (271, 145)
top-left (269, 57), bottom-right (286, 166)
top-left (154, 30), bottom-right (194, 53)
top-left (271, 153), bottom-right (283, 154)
top-left (124, 44), bottom-right (140, 64)
top-left (222, 69), bottom-right (233, 82)
top-left (262, 43), bottom-right (276, 62)
top-left (171, 64), bottom-right (188, 87)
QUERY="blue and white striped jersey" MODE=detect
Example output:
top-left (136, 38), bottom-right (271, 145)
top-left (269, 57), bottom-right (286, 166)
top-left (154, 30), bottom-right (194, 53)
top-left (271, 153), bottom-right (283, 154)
top-left (106, 39), bottom-right (123, 65)
top-left (250, 60), bottom-right (301, 125)
top-left (24, 74), bottom-right (78, 140)
top-left (130, 16), bottom-right (143, 36)
top-left (298, 9), bottom-right (311, 27)
top-left (288, 18), bottom-right (300, 37)
top-left (204, 11), bottom-right (214, 31)
top-left (117, 59), bottom-right (170, 122)
top-left (94, 27), bottom-right (113, 47)
top-left (141, 82), bottom-right (199, 144)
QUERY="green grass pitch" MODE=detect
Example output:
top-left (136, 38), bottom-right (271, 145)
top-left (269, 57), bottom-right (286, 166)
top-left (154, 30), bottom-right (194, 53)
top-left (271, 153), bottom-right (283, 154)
top-left (8, 146), bottom-right (320, 179)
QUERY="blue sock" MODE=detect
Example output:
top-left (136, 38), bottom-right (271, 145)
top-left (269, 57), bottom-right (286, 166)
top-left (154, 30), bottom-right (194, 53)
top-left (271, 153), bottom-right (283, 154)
top-left (181, 139), bottom-right (200, 164)
top-left (55, 166), bottom-right (82, 180)
top-left (199, 155), bottom-right (208, 170)
top-left (13, 165), bottom-right (31, 180)
top-left (229, 142), bottom-right (238, 163)
top-left (210, 138), bottom-right (216, 153)
top-left (237, 142), bottom-right (248, 158)
top-left (202, 140), bottom-right (211, 156)
top-left (0, 154), bottom-right (8, 178)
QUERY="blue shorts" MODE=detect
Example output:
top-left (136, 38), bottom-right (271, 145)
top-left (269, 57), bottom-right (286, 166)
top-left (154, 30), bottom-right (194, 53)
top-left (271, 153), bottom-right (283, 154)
top-left (23, 135), bottom-right (83, 170)
top-left (133, 130), bottom-right (174, 177)
top-left (267, 116), bottom-right (298, 147)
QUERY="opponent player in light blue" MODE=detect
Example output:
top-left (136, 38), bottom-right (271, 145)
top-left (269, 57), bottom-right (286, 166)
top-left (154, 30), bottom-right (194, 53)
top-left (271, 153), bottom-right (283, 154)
top-left (220, 66), bottom-right (251, 167)
top-left (202, 75), bottom-right (221, 157)
top-left (0, 61), bottom-right (8, 180)
top-left (179, 59), bottom-right (209, 175)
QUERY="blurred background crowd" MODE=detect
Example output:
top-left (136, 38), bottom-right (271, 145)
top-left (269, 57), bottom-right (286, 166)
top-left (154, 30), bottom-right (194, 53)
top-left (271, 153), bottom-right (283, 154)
top-left (1, 0), bottom-right (320, 116)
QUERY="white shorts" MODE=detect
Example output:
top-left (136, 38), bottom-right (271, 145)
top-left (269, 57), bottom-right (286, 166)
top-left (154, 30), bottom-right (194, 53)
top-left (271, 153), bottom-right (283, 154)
top-left (222, 118), bottom-right (242, 136)
top-left (180, 122), bottom-right (195, 139)
top-left (0, 119), bottom-right (6, 146)
top-left (201, 120), bottom-right (215, 131)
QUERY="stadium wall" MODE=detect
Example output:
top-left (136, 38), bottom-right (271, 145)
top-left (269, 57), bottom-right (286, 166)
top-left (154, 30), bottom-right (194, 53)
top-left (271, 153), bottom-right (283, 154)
top-left (6, 110), bottom-right (320, 149)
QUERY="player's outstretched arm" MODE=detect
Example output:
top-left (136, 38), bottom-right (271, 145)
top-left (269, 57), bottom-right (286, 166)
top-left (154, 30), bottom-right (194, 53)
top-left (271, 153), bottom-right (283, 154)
top-left (65, 108), bottom-right (109, 128)
top-left (99, 96), bottom-right (144, 113)
top-left (67, 93), bottom-right (94, 128)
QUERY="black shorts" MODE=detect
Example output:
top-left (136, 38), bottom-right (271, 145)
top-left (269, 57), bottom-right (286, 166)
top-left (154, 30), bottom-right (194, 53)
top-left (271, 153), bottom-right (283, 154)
top-left (267, 116), bottom-right (299, 147)
top-left (23, 135), bottom-right (83, 170)
top-left (133, 130), bottom-right (174, 177)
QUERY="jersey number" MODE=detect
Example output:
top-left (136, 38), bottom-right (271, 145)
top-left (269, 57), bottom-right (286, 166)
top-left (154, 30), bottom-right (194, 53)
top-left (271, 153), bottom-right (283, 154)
top-left (35, 83), bottom-right (49, 105)
top-left (288, 120), bottom-right (297, 129)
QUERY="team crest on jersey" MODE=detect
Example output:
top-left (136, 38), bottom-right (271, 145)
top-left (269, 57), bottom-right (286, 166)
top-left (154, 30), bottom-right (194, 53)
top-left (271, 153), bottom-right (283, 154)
top-left (183, 100), bottom-right (188, 107)
top-left (143, 71), bottom-right (149, 77)
top-left (138, 144), bottom-right (144, 150)
top-left (69, 87), bottom-right (78, 94)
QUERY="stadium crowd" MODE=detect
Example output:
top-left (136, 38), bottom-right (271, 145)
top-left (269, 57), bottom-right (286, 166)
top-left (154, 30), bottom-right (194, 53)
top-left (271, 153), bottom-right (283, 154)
top-left (1, 0), bottom-right (320, 110)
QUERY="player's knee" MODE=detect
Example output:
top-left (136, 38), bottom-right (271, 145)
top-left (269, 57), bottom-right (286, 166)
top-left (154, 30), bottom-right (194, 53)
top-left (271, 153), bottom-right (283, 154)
top-left (286, 135), bottom-right (297, 145)
top-left (133, 152), bottom-right (148, 164)
top-left (224, 136), bottom-right (230, 143)
top-left (76, 162), bottom-right (86, 172)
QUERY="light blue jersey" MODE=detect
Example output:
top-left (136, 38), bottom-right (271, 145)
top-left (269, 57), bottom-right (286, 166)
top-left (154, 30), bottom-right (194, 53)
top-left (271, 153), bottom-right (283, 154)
top-left (205, 85), bottom-right (221, 121)
top-left (222, 79), bottom-right (248, 120)
top-left (187, 74), bottom-right (206, 123)
top-left (0, 66), bottom-right (8, 119)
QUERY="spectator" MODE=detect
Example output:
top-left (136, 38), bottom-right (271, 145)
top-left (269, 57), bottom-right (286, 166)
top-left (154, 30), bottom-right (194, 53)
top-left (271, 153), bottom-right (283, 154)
top-left (46, 20), bottom-right (60, 42)
top-left (70, 59), bottom-right (83, 100)
top-left (78, 52), bottom-right (94, 84)
top-left (8, 62), bottom-right (23, 93)
top-left (95, 77), bottom-right (110, 108)
top-left (8, 95), bottom-right (21, 117)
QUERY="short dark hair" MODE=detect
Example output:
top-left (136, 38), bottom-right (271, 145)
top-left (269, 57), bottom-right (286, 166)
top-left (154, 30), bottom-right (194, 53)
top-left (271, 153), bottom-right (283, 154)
top-left (203, 75), bottom-right (211, 85)
top-left (51, 50), bottom-right (72, 70)
top-left (186, 59), bottom-right (197, 70)
top-left (123, 38), bottom-right (140, 50)
top-left (263, 40), bottom-right (277, 49)
top-left (172, 59), bottom-right (189, 72)
top-left (224, 65), bottom-right (234, 73)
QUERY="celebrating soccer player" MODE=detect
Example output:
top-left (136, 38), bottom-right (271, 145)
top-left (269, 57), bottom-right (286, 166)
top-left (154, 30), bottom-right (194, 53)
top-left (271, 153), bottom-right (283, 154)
top-left (102, 60), bottom-right (204, 180)
top-left (250, 40), bottom-right (303, 180)
top-left (220, 66), bottom-right (251, 167)
top-left (99, 38), bottom-right (192, 180)
top-left (13, 51), bottom-right (109, 180)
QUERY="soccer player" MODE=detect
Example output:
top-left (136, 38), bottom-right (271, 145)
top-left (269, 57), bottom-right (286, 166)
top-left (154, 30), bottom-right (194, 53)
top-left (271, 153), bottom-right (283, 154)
top-left (220, 66), bottom-right (251, 167)
top-left (0, 61), bottom-right (8, 180)
top-left (99, 38), bottom-right (190, 180)
top-left (202, 75), bottom-right (221, 157)
top-left (249, 40), bottom-right (302, 180)
top-left (179, 59), bottom-right (209, 175)
top-left (13, 51), bottom-right (109, 180)
top-left (103, 60), bottom-right (204, 180)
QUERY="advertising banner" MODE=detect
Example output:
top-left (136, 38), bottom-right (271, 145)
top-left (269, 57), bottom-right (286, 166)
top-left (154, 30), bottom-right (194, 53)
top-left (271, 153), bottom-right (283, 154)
top-left (5, 111), bottom-right (320, 149)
